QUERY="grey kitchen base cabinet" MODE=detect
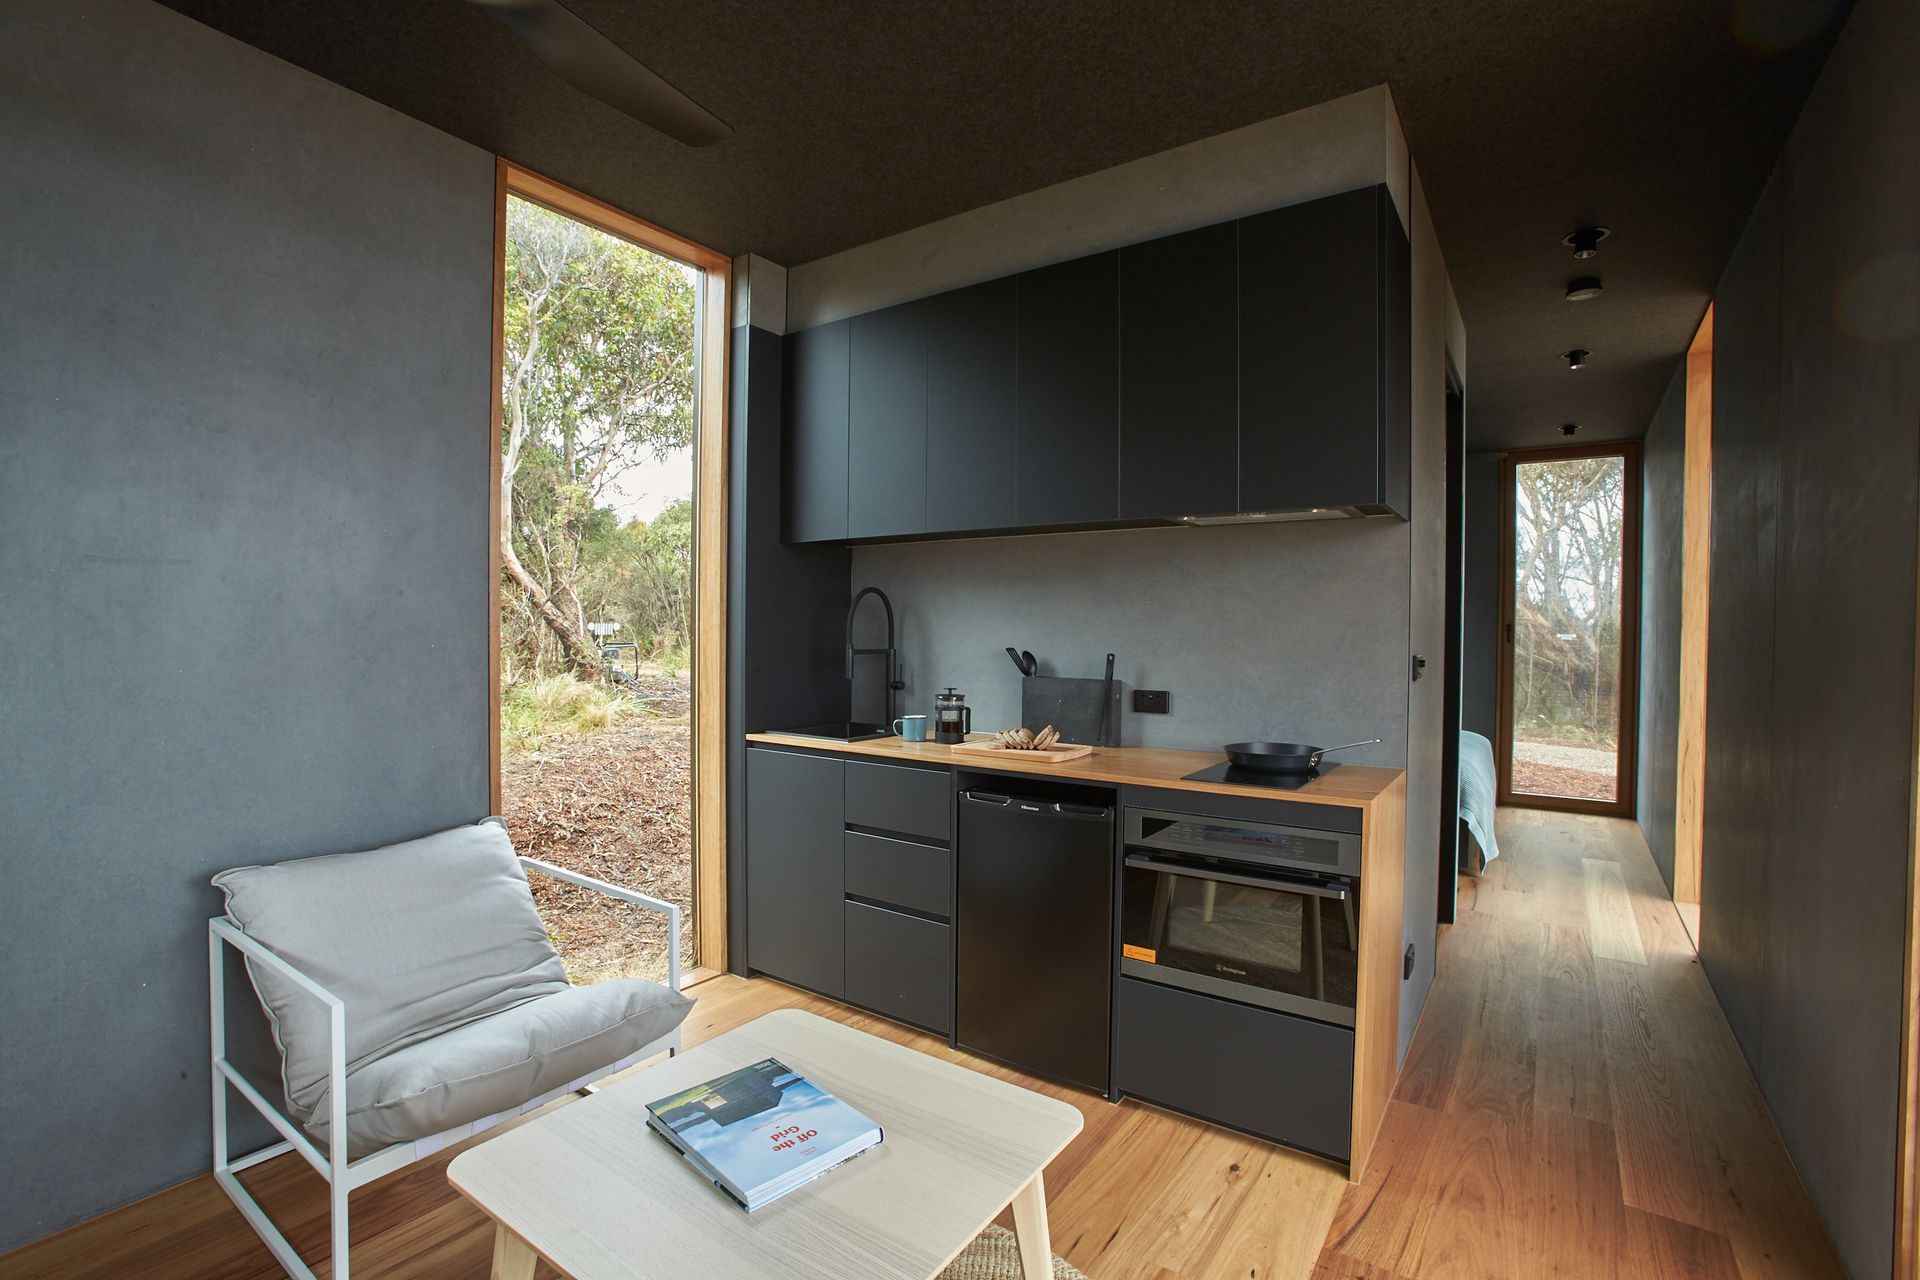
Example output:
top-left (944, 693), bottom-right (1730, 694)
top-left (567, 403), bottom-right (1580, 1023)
top-left (1114, 976), bottom-right (1354, 1161)
top-left (745, 747), bottom-right (846, 999)
top-left (845, 901), bottom-right (951, 1033)
top-left (747, 744), bottom-right (954, 1029)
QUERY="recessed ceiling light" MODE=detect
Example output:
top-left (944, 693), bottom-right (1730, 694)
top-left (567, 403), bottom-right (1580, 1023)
top-left (1564, 348), bottom-right (1592, 370)
top-left (1566, 277), bottom-right (1603, 301)
top-left (1563, 227), bottom-right (1610, 259)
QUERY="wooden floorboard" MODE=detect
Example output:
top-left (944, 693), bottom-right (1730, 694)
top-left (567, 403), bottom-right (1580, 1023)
top-left (0, 809), bottom-right (1848, 1279)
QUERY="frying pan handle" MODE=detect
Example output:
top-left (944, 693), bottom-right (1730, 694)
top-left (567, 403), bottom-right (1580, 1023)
top-left (1309, 738), bottom-right (1383, 765)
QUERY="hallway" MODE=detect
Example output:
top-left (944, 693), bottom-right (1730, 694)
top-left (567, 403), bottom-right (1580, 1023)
top-left (1321, 808), bottom-right (1846, 1277)
top-left (0, 812), bottom-right (1849, 1279)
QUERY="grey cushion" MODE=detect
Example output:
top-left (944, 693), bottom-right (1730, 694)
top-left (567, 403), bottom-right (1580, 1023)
top-left (310, 977), bottom-right (691, 1158)
top-left (213, 820), bottom-right (571, 1123)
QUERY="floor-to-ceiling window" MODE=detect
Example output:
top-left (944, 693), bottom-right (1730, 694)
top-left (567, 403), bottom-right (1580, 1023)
top-left (489, 163), bottom-right (730, 981)
top-left (1497, 442), bottom-right (1642, 817)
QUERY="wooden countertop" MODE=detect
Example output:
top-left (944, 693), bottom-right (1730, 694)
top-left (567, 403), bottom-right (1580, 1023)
top-left (744, 731), bottom-right (1403, 810)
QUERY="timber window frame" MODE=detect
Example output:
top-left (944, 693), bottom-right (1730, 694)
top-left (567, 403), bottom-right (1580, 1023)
top-left (1495, 440), bottom-right (1644, 819)
top-left (488, 160), bottom-right (732, 978)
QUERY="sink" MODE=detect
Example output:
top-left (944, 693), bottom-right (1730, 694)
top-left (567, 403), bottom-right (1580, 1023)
top-left (776, 721), bottom-right (895, 742)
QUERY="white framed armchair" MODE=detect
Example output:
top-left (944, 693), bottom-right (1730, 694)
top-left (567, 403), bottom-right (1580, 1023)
top-left (208, 817), bottom-right (692, 1280)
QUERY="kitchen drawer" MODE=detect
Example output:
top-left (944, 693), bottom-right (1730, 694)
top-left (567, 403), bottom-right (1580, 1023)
top-left (845, 901), bottom-right (950, 1033)
top-left (845, 830), bottom-right (951, 919)
top-left (1115, 977), bottom-right (1353, 1161)
top-left (845, 760), bottom-right (950, 844)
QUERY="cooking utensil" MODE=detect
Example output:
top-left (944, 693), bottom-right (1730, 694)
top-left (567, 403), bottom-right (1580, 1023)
top-left (1223, 738), bottom-right (1382, 774)
top-left (1021, 650), bottom-right (1037, 676)
top-left (1006, 646), bottom-right (1029, 676)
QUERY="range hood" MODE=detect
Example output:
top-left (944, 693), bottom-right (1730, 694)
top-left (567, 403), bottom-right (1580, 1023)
top-left (1176, 506), bottom-right (1373, 526)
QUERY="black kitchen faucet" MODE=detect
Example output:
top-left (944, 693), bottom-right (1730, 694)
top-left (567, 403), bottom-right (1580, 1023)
top-left (846, 586), bottom-right (905, 725)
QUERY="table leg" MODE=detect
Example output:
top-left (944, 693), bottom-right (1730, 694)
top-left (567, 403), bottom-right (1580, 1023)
top-left (1008, 1171), bottom-right (1052, 1280)
top-left (491, 1222), bottom-right (539, 1280)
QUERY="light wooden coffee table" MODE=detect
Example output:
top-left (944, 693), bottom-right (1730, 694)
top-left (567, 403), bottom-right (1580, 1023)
top-left (448, 1009), bottom-right (1084, 1280)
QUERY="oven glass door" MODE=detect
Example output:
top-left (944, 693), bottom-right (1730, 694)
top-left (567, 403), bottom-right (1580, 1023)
top-left (1120, 853), bottom-right (1359, 1025)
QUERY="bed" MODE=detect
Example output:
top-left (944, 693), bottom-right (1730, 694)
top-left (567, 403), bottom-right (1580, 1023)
top-left (1459, 730), bottom-right (1500, 872)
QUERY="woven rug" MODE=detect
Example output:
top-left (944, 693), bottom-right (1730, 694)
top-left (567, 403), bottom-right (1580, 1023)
top-left (939, 1225), bottom-right (1086, 1279)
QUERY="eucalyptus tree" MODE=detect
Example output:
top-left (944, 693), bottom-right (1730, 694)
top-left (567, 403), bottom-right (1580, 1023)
top-left (499, 197), bottom-right (696, 676)
top-left (1511, 455), bottom-right (1625, 743)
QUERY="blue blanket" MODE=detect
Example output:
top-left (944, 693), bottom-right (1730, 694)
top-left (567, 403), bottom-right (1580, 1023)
top-left (1459, 731), bottom-right (1500, 866)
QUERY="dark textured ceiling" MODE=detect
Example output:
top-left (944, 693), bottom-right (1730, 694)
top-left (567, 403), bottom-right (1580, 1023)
top-left (156, 0), bottom-right (1847, 449)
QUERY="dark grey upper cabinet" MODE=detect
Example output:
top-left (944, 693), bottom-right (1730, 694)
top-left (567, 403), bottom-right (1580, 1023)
top-left (745, 747), bottom-right (845, 998)
top-left (1120, 223), bottom-right (1239, 519)
top-left (780, 186), bottom-right (1410, 543)
top-left (848, 303), bottom-right (928, 539)
top-left (784, 320), bottom-right (849, 542)
top-left (1380, 197), bottom-right (1412, 519)
top-left (924, 278), bottom-right (1017, 533)
top-left (1239, 185), bottom-right (1410, 517)
top-left (1017, 252), bottom-right (1120, 527)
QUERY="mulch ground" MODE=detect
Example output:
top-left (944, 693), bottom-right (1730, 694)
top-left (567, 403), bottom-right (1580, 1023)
top-left (1512, 758), bottom-right (1616, 803)
top-left (501, 715), bottom-right (693, 983)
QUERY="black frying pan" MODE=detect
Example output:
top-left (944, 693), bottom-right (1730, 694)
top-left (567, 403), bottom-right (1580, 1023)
top-left (1224, 738), bottom-right (1382, 774)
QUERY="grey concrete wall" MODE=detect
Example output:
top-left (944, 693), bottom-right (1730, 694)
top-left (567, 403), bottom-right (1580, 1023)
top-left (1461, 452), bottom-right (1504, 740)
top-left (1398, 162), bottom-right (1464, 1058)
top-left (1636, 364), bottom-right (1686, 891)
top-left (849, 520), bottom-right (1411, 766)
top-left (0, 0), bottom-right (495, 1248)
top-left (1696, 0), bottom-right (1920, 1270)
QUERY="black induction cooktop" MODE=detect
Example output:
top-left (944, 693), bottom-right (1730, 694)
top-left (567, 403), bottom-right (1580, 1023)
top-left (1181, 760), bottom-right (1341, 790)
top-left (776, 721), bottom-right (894, 743)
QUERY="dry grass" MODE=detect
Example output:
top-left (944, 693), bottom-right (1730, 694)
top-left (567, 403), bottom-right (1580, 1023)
top-left (1512, 758), bottom-right (1616, 802)
top-left (502, 702), bottom-right (693, 985)
top-left (500, 673), bottom-right (639, 753)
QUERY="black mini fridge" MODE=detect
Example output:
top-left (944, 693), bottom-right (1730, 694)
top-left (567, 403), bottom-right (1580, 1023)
top-left (954, 783), bottom-right (1114, 1092)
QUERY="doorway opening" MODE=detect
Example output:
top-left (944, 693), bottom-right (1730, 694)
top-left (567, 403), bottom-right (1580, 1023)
top-left (488, 163), bottom-right (731, 984)
top-left (1497, 442), bottom-right (1642, 817)
top-left (1438, 371), bottom-right (1466, 924)
top-left (1674, 306), bottom-right (1714, 944)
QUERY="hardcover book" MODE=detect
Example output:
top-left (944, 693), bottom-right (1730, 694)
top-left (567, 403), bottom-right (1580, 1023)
top-left (645, 1058), bottom-right (883, 1211)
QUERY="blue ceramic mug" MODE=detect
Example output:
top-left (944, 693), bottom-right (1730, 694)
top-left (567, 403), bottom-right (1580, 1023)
top-left (893, 714), bottom-right (928, 742)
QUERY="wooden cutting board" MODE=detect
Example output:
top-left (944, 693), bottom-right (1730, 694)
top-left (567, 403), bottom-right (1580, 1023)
top-left (950, 738), bottom-right (1095, 763)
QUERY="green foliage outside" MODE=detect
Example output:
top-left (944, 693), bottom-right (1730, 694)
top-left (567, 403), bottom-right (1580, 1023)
top-left (1511, 455), bottom-right (1625, 749)
top-left (501, 672), bottom-right (639, 753)
top-left (499, 194), bottom-right (698, 707)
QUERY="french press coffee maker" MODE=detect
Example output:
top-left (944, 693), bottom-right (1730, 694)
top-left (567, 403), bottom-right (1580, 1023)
top-left (933, 688), bottom-right (972, 744)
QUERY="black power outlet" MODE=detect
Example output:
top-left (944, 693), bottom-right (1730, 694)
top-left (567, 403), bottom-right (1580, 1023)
top-left (1132, 689), bottom-right (1170, 714)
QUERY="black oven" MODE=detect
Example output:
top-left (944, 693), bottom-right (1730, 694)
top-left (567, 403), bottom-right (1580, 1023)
top-left (1120, 806), bottom-right (1360, 1027)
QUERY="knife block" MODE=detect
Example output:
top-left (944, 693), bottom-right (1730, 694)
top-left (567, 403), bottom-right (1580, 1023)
top-left (1021, 676), bottom-right (1124, 748)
